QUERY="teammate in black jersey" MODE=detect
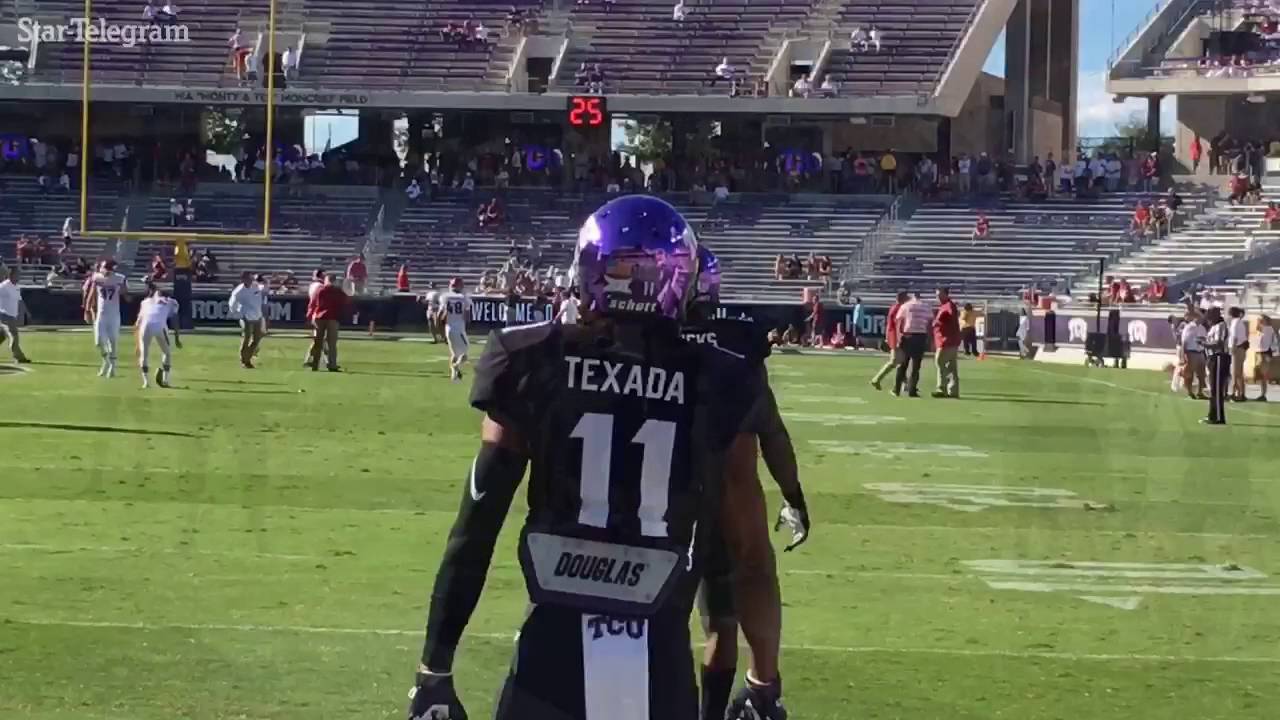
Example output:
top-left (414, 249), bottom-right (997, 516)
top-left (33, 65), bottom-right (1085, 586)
top-left (683, 246), bottom-right (810, 720)
top-left (407, 196), bottom-right (788, 720)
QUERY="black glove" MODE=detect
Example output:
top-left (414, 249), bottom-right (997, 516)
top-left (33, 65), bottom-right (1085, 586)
top-left (726, 674), bottom-right (787, 720)
top-left (407, 670), bottom-right (468, 720)
top-left (774, 500), bottom-right (810, 552)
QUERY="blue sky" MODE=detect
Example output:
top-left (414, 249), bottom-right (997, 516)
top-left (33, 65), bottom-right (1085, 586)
top-left (982, 0), bottom-right (1172, 137)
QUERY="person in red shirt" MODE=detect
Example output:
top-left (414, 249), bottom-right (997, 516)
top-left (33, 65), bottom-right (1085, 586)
top-left (932, 287), bottom-right (961, 398)
top-left (151, 253), bottom-right (167, 281)
top-left (971, 212), bottom-right (990, 245)
top-left (870, 290), bottom-right (909, 390)
top-left (1263, 202), bottom-right (1279, 229)
top-left (345, 254), bottom-right (368, 295)
top-left (1190, 135), bottom-right (1203, 173)
top-left (1131, 202), bottom-right (1152, 235)
top-left (396, 261), bottom-right (411, 293)
top-left (305, 273), bottom-right (347, 371)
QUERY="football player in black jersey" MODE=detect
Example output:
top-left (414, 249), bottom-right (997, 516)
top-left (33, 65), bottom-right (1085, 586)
top-left (682, 246), bottom-right (810, 720)
top-left (407, 196), bottom-right (788, 720)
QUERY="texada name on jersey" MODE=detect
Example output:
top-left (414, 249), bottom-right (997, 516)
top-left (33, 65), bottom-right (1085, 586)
top-left (564, 356), bottom-right (686, 405)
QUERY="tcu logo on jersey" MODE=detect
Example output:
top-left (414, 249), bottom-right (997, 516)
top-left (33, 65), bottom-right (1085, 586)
top-left (585, 615), bottom-right (645, 641)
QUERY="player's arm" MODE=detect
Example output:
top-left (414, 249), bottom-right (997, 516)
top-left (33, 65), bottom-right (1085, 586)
top-left (410, 417), bottom-right (527, 719)
top-left (752, 380), bottom-right (809, 551)
top-left (721, 432), bottom-right (785, 713)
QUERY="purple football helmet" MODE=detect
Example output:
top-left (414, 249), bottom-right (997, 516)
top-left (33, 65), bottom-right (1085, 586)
top-left (696, 245), bottom-right (721, 304)
top-left (570, 195), bottom-right (699, 320)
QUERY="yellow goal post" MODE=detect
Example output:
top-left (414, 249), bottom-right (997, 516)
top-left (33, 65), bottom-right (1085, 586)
top-left (77, 0), bottom-right (279, 244)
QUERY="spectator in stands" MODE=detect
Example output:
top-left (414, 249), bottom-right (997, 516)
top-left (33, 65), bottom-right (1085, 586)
top-left (868, 26), bottom-right (882, 52)
top-left (229, 30), bottom-right (250, 80)
top-left (151, 253), bottom-right (167, 282)
top-left (1042, 153), bottom-right (1057, 198)
top-left (1264, 202), bottom-right (1280, 229)
top-left (1105, 153), bottom-right (1123, 192)
top-left (158, 1), bottom-right (179, 23)
top-left (15, 236), bottom-right (29, 266)
top-left (473, 21), bottom-right (489, 45)
top-left (976, 152), bottom-right (994, 193)
top-left (396, 262), bottom-right (411, 293)
top-left (817, 75), bottom-right (836, 98)
top-left (1087, 152), bottom-right (1106, 193)
top-left (1141, 152), bottom-right (1159, 192)
top-left (1229, 173), bottom-right (1249, 205)
top-left (1145, 277), bottom-right (1168, 303)
top-left (849, 26), bottom-right (867, 52)
top-left (169, 197), bottom-right (183, 227)
top-left (196, 250), bottom-right (218, 282)
top-left (915, 156), bottom-right (937, 194)
top-left (1191, 134), bottom-right (1203, 173)
top-left (587, 64), bottom-right (605, 94)
top-left (791, 74), bottom-right (812, 98)
top-left (62, 216), bottom-right (73, 242)
top-left (673, 0), bottom-right (687, 21)
top-left (1131, 201), bottom-right (1153, 236)
top-left (711, 57), bottom-right (737, 95)
top-left (971, 212), bottom-right (990, 245)
top-left (461, 172), bottom-right (476, 193)
top-left (143, 0), bottom-right (157, 23)
top-left (406, 178), bottom-right (423, 203)
top-left (477, 198), bottom-right (502, 228)
top-left (713, 181), bottom-right (730, 203)
top-left (345, 253), bottom-right (368, 295)
top-left (956, 153), bottom-right (972, 194)
top-left (56, 170), bottom-right (70, 193)
top-left (880, 150), bottom-right (898, 193)
top-left (774, 254), bottom-right (786, 280)
top-left (814, 254), bottom-right (832, 278)
top-left (35, 238), bottom-right (51, 265)
top-left (281, 47), bottom-right (295, 80)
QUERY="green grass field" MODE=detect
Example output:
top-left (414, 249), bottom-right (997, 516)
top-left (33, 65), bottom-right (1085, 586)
top-left (2, 329), bottom-right (1279, 720)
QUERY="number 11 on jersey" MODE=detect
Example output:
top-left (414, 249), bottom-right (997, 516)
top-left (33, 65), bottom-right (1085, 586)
top-left (570, 413), bottom-right (676, 538)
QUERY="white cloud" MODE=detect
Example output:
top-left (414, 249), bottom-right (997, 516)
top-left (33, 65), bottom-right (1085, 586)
top-left (1076, 70), bottom-right (1177, 137)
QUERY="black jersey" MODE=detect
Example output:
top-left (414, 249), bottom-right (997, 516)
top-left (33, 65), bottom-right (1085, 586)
top-left (470, 320), bottom-right (765, 618)
top-left (681, 316), bottom-right (772, 366)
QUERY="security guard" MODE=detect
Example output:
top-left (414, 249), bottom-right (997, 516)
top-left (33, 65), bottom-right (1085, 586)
top-left (1203, 307), bottom-right (1230, 425)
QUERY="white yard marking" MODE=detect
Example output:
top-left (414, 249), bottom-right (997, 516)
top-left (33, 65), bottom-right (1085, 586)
top-left (1024, 365), bottom-right (1280, 420)
top-left (966, 559), bottom-right (1280, 610)
top-left (784, 396), bottom-right (868, 405)
top-left (784, 413), bottom-right (904, 426)
top-left (0, 542), bottom-right (316, 561)
top-left (862, 482), bottom-right (1098, 512)
top-left (816, 441), bottom-right (988, 459)
top-left (8, 617), bottom-right (1279, 664)
top-left (1077, 595), bottom-right (1143, 610)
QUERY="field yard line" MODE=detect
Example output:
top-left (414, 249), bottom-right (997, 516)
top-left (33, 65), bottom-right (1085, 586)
top-left (7, 617), bottom-right (1279, 665)
top-left (1024, 366), bottom-right (1280, 420)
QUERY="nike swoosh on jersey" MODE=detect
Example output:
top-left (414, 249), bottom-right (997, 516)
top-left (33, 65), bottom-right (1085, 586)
top-left (468, 456), bottom-right (485, 501)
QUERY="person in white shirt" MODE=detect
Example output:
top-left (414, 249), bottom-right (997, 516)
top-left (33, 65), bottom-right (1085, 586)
top-left (791, 75), bottom-right (811, 98)
top-left (1105, 155), bottom-right (1122, 191)
top-left (868, 26), bottom-right (882, 52)
top-left (158, 1), bottom-right (179, 22)
top-left (894, 292), bottom-right (932, 396)
top-left (406, 178), bottom-right (423, 202)
top-left (712, 57), bottom-right (736, 94)
top-left (281, 48), bottom-right (294, 79)
top-left (83, 260), bottom-right (128, 377)
top-left (1088, 155), bottom-right (1106, 191)
top-left (438, 277), bottom-right (473, 381)
top-left (421, 283), bottom-right (444, 344)
top-left (58, 172), bottom-right (71, 192)
top-left (474, 22), bottom-right (488, 43)
top-left (1256, 314), bottom-right (1276, 401)
top-left (556, 290), bottom-right (581, 325)
top-left (1180, 312), bottom-right (1208, 399)
top-left (0, 268), bottom-right (32, 363)
top-left (818, 75), bottom-right (835, 96)
top-left (673, 0), bottom-right (686, 21)
top-left (62, 216), bottom-right (74, 240)
top-left (1015, 308), bottom-right (1032, 358)
top-left (461, 173), bottom-right (476, 192)
top-left (135, 283), bottom-right (181, 388)
top-left (849, 26), bottom-right (866, 52)
top-left (229, 271), bottom-right (266, 368)
top-left (713, 183), bottom-right (730, 202)
top-left (1227, 306), bottom-right (1250, 401)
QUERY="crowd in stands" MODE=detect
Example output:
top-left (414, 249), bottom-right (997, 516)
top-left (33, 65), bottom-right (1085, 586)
top-left (1155, 3), bottom-right (1280, 77)
top-left (774, 253), bottom-right (833, 281)
top-left (1196, 133), bottom-right (1276, 178)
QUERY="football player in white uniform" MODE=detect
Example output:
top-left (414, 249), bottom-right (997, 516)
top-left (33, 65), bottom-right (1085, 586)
top-left (135, 283), bottom-right (181, 388)
top-left (421, 282), bottom-right (443, 344)
top-left (438, 277), bottom-right (472, 382)
top-left (83, 260), bottom-right (128, 377)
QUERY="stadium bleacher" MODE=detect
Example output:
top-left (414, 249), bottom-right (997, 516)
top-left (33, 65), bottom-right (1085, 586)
top-left (375, 191), bottom-right (884, 301)
top-left (826, 0), bottom-right (979, 95)
top-left (557, 0), bottom-right (815, 95)
top-left (1069, 181), bottom-right (1280, 299)
top-left (131, 185), bottom-right (378, 284)
top-left (0, 176), bottom-right (121, 280)
top-left (853, 193), bottom-right (1161, 301)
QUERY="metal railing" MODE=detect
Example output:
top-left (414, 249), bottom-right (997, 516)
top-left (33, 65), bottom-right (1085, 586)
top-left (835, 192), bottom-right (912, 290)
top-left (1107, 0), bottom-right (1208, 75)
